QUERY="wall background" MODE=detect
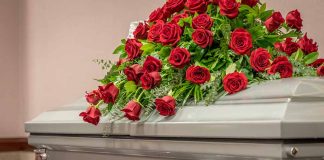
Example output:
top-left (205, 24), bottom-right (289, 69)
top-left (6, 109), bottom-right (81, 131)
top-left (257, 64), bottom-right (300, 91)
top-left (0, 0), bottom-right (323, 137)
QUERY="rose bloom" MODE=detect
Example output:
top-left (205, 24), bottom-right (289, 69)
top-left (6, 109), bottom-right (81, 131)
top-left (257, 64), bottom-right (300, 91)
top-left (125, 39), bottom-right (142, 60)
top-left (264, 12), bottom-right (285, 32)
top-left (218, 0), bottom-right (240, 19)
top-left (192, 29), bottom-right (213, 48)
top-left (241, 0), bottom-right (259, 7)
top-left (155, 96), bottom-right (176, 116)
top-left (160, 22), bottom-right (183, 46)
top-left (298, 33), bottom-right (318, 54)
top-left (122, 100), bottom-right (142, 121)
top-left (133, 22), bottom-right (149, 40)
top-left (79, 106), bottom-right (101, 125)
top-left (268, 56), bottom-right (293, 78)
top-left (168, 47), bottom-right (191, 69)
top-left (286, 10), bottom-right (303, 31)
top-left (185, 0), bottom-right (208, 14)
top-left (98, 83), bottom-right (119, 104)
top-left (250, 48), bottom-right (271, 72)
top-left (85, 90), bottom-right (101, 105)
top-left (143, 56), bottom-right (162, 73)
top-left (140, 71), bottom-right (162, 90)
top-left (309, 58), bottom-right (324, 68)
top-left (148, 7), bottom-right (167, 22)
top-left (186, 65), bottom-right (211, 84)
top-left (171, 12), bottom-right (189, 23)
top-left (164, 0), bottom-right (186, 14)
top-left (317, 66), bottom-right (324, 76)
top-left (148, 20), bottom-right (164, 43)
top-left (277, 38), bottom-right (299, 56)
top-left (192, 14), bottom-right (213, 30)
top-left (223, 72), bottom-right (248, 94)
top-left (124, 64), bottom-right (144, 84)
top-left (230, 28), bottom-right (253, 55)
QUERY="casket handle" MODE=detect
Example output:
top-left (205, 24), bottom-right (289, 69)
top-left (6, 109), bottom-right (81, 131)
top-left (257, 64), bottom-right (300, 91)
top-left (34, 148), bottom-right (47, 160)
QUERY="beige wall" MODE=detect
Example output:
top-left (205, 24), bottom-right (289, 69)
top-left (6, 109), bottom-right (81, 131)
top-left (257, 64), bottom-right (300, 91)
top-left (0, 0), bottom-right (323, 137)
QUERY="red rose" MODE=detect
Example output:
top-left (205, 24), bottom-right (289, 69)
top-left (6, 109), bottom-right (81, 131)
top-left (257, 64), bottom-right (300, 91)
top-left (160, 22), bottom-right (183, 46)
top-left (85, 90), bottom-right (101, 105)
top-left (264, 12), bottom-right (285, 32)
top-left (117, 58), bottom-right (127, 66)
top-left (140, 72), bottom-right (162, 90)
top-left (192, 29), bottom-right (213, 48)
top-left (164, 0), bottom-right (186, 14)
top-left (125, 39), bottom-right (142, 60)
top-left (122, 100), bottom-right (142, 121)
top-left (298, 33), bottom-right (318, 54)
top-left (241, 0), bottom-right (259, 7)
top-left (168, 47), bottom-right (191, 68)
top-left (223, 72), bottom-right (248, 94)
top-left (250, 48), bottom-right (271, 72)
top-left (230, 28), bottom-right (253, 55)
top-left (278, 38), bottom-right (299, 56)
top-left (186, 65), bottom-right (211, 84)
top-left (286, 10), bottom-right (303, 31)
top-left (317, 66), bottom-right (324, 76)
top-left (309, 58), bottom-right (324, 68)
top-left (268, 56), bottom-right (293, 78)
top-left (192, 14), bottom-right (213, 30)
top-left (219, 0), bottom-right (240, 19)
top-left (124, 64), bottom-right (144, 84)
top-left (98, 83), bottom-right (119, 104)
top-left (143, 56), bottom-right (162, 73)
top-left (185, 0), bottom-right (208, 14)
top-left (155, 96), bottom-right (176, 116)
top-left (171, 12), bottom-right (189, 23)
top-left (79, 106), bottom-right (101, 125)
top-left (133, 22), bottom-right (149, 40)
top-left (149, 7), bottom-right (167, 22)
top-left (274, 42), bottom-right (283, 51)
top-left (148, 20), bottom-right (164, 43)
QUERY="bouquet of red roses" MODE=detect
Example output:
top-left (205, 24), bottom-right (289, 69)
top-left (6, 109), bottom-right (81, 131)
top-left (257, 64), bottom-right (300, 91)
top-left (80, 0), bottom-right (323, 125)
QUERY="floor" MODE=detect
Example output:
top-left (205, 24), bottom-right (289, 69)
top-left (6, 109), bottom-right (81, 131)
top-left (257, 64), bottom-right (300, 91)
top-left (0, 151), bottom-right (34, 160)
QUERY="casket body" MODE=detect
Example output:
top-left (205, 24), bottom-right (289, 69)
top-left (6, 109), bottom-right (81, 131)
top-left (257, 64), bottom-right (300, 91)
top-left (25, 78), bottom-right (324, 160)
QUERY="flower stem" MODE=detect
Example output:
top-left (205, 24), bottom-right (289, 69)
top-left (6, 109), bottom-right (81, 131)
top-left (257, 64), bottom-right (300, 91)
top-left (137, 89), bottom-right (145, 102)
top-left (95, 100), bottom-right (104, 108)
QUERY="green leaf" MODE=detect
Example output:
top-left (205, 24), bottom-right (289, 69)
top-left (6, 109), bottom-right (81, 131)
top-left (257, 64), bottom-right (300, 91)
top-left (260, 3), bottom-right (267, 13)
top-left (260, 10), bottom-right (273, 21)
top-left (140, 43), bottom-right (155, 51)
top-left (113, 45), bottom-right (125, 54)
top-left (124, 81), bottom-right (137, 93)
top-left (226, 63), bottom-right (236, 74)
top-left (303, 52), bottom-right (319, 65)
top-left (291, 49), bottom-right (304, 61)
top-left (159, 46), bottom-right (171, 59)
top-left (121, 39), bottom-right (126, 44)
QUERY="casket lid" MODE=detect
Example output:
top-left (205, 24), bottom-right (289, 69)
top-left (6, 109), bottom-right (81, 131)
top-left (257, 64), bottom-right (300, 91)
top-left (25, 77), bottom-right (324, 139)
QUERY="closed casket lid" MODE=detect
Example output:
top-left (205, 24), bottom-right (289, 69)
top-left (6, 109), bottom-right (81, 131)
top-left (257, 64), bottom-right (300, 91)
top-left (25, 77), bottom-right (324, 139)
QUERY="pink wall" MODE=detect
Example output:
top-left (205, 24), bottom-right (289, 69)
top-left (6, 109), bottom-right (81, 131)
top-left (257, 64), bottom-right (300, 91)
top-left (0, 0), bottom-right (323, 137)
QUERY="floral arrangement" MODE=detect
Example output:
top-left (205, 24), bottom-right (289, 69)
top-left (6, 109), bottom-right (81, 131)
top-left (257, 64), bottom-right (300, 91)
top-left (79, 0), bottom-right (323, 125)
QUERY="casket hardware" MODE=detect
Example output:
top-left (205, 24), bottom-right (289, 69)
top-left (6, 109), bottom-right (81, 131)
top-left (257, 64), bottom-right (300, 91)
top-left (34, 148), bottom-right (47, 160)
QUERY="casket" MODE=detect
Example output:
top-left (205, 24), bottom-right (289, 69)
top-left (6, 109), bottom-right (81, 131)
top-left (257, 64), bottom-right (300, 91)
top-left (25, 77), bottom-right (324, 160)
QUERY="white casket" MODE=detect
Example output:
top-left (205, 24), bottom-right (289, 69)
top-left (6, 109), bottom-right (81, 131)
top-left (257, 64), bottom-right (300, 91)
top-left (25, 77), bottom-right (324, 160)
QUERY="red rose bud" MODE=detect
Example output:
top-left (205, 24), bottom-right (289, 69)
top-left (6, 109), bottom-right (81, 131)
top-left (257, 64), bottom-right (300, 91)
top-left (168, 47), bottom-right (191, 69)
top-left (122, 100), bottom-right (142, 121)
top-left (298, 33), bottom-right (318, 54)
top-left (79, 106), bottom-right (101, 125)
top-left (148, 20), bottom-right (164, 43)
top-left (85, 90), bottom-right (101, 105)
top-left (160, 22), bottom-right (183, 46)
top-left (309, 58), bottom-right (324, 68)
top-left (116, 58), bottom-right (127, 66)
top-left (133, 22), bottom-right (149, 40)
top-left (186, 65), bottom-right (211, 84)
top-left (286, 10), bottom-right (303, 31)
top-left (143, 56), bottom-right (162, 73)
top-left (265, 12), bottom-right (285, 32)
top-left (192, 14), bottom-right (213, 30)
top-left (98, 83), bottom-right (119, 104)
top-left (230, 28), bottom-right (253, 55)
top-left (149, 7), bottom-right (167, 22)
top-left (268, 56), bottom-right (293, 78)
top-left (280, 38), bottom-right (299, 56)
top-left (185, 0), bottom-right (208, 14)
top-left (241, 0), bottom-right (259, 7)
top-left (125, 39), bottom-right (142, 60)
top-left (124, 64), bottom-right (144, 84)
top-left (274, 42), bottom-right (283, 51)
top-left (155, 96), bottom-right (176, 116)
top-left (219, 0), bottom-right (240, 19)
top-left (164, 0), bottom-right (186, 15)
top-left (171, 12), bottom-right (189, 23)
top-left (250, 48), bottom-right (271, 72)
top-left (317, 66), bottom-right (324, 76)
top-left (223, 72), bottom-right (248, 94)
top-left (192, 29), bottom-right (213, 48)
top-left (140, 72), bottom-right (162, 90)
